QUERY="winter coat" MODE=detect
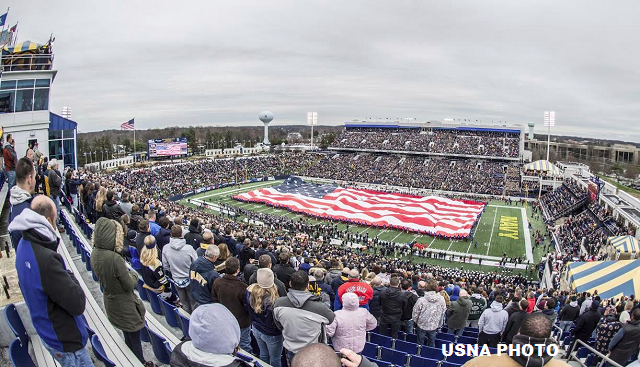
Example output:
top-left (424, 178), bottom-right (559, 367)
top-left (273, 289), bottom-right (335, 354)
top-left (324, 268), bottom-right (343, 286)
top-left (595, 315), bottom-right (621, 354)
top-left (129, 211), bottom-right (143, 234)
top-left (155, 227), bottom-right (171, 255)
top-left (478, 301), bottom-right (508, 335)
top-left (573, 309), bottom-right (601, 342)
top-left (335, 279), bottom-right (374, 310)
top-left (162, 237), bottom-right (197, 286)
top-left (4, 143), bottom-right (16, 170)
top-left (244, 285), bottom-right (281, 336)
top-left (212, 274), bottom-right (250, 328)
top-left (369, 285), bottom-right (386, 319)
top-left (102, 200), bottom-right (125, 220)
top-left (273, 263), bottom-right (296, 289)
top-left (170, 342), bottom-right (252, 367)
top-left (448, 285), bottom-right (461, 302)
top-left (526, 297), bottom-right (536, 313)
top-left (380, 286), bottom-right (405, 324)
top-left (90, 217), bottom-right (146, 333)
top-left (501, 310), bottom-right (528, 344)
top-left (8, 186), bottom-right (33, 248)
top-left (239, 246), bottom-right (255, 270)
top-left (184, 225), bottom-right (204, 251)
top-left (48, 169), bottom-right (62, 198)
top-left (503, 301), bottom-right (521, 317)
top-left (413, 291), bottom-right (447, 331)
top-left (468, 294), bottom-right (487, 321)
top-left (9, 209), bottom-right (88, 353)
top-left (189, 257), bottom-right (220, 306)
top-left (326, 293), bottom-right (377, 353)
top-left (447, 296), bottom-right (472, 330)
top-left (609, 319), bottom-right (640, 365)
top-left (135, 231), bottom-right (153, 254)
top-left (559, 302), bottom-right (580, 321)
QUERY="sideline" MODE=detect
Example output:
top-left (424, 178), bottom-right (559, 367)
top-left (521, 207), bottom-right (534, 262)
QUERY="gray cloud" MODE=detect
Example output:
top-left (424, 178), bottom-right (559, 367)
top-left (10, 0), bottom-right (640, 142)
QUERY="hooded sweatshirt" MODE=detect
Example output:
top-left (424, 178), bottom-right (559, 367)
top-left (412, 291), bottom-right (447, 331)
top-left (273, 289), bottom-right (335, 353)
top-left (447, 296), bottom-right (472, 330)
top-left (326, 292), bottom-right (377, 353)
top-left (162, 237), bottom-right (197, 286)
top-left (478, 301), bottom-right (509, 335)
top-left (559, 301), bottom-right (580, 321)
top-left (9, 185), bottom-right (33, 247)
top-left (10, 209), bottom-right (89, 353)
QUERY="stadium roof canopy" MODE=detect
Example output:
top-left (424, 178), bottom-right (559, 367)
top-left (608, 235), bottom-right (640, 254)
top-left (567, 259), bottom-right (640, 299)
top-left (524, 160), bottom-right (562, 176)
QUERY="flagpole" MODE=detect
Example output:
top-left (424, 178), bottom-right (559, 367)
top-left (11, 21), bottom-right (18, 46)
top-left (0, 8), bottom-right (9, 46)
top-left (133, 118), bottom-right (136, 163)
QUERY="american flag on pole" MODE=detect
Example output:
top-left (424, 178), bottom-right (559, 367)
top-left (120, 118), bottom-right (135, 130)
top-left (233, 177), bottom-right (486, 237)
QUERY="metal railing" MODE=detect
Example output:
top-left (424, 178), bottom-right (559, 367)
top-left (566, 338), bottom-right (624, 367)
top-left (1, 53), bottom-right (54, 72)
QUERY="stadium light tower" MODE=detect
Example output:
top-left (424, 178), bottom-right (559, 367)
top-left (62, 106), bottom-right (72, 119)
top-left (259, 111), bottom-right (274, 145)
top-left (544, 111), bottom-right (555, 161)
top-left (307, 112), bottom-right (317, 150)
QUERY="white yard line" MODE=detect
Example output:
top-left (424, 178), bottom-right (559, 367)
top-left (446, 240), bottom-right (454, 251)
top-left (488, 204), bottom-right (523, 209)
top-left (521, 207), bottom-right (534, 262)
top-left (486, 207), bottom-right (499, 256)
top-left (375, 229), bottom-right (389, 238)
top-left (359, 226), bottom-right (371, 235)
top-left (390, 231), bottom-right (404, 243)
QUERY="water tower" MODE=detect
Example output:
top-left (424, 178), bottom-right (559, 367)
top-left (527, 122), bottom-right (535, 140)
top-left (259, 111), bottom-right (274, 145)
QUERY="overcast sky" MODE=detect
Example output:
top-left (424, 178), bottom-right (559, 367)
top-left (10, 1), bottom-right (640, 142)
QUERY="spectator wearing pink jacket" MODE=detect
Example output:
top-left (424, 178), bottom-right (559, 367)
top-left (326, 292), bottom-right (378, 353)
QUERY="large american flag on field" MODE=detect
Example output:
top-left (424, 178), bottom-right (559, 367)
top-left (120, 118), bottom-right (135, 130)
top-left (233, 177), bottom-right (486, 238)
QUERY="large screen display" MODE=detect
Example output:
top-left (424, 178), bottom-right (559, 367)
top-left (148, 138), bottom-right (188, 157)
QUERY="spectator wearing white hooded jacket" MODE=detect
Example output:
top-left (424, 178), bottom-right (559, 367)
top-left (412, 279), bottom-right (446, 347)
top-left (162, 225), bottom-right (197, 313)
top-left (478, 295), bottom-right (509, 348)
top-left (326, 292), bottom-right (377, 353)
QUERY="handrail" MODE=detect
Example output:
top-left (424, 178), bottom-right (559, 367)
top-left (1, 53), bottom-right (54, 71)
top-left (567, 338), bottom-right (624, 367)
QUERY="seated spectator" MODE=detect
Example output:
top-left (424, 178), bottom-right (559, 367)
top-left (245, 268), bottom-right (283, 367)
top-left (91, 217), bottom-right (149, 365)
top-left (170, 303), bottom-right (252, 367)
top-left (462, 312), bottom-right (569, 367)
top-left (189, 244), bottom-right (220, 308)
top-left (139, 235), bottom-right (176, 304)
top-left (326, 292), bottom-right (377, 353)
top-left (162, 225), bottom-right (198, 313)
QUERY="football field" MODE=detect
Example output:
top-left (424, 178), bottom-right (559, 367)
top-left (178, 180), bottom-right (547, 272)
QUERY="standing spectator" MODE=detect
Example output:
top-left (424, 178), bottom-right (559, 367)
top-left (324, 260), bottom-right (343, 286)
top-left (569, 300), bottom-right (601, 357)
top-left (189, 244), bottom-right (220, 308)
top-left (335, 269), bottom-right (374, 310)
top-left (468, 287), bottom-right (487, 327)
top-left (326, 292), bottom-right (377, 353)
top-left (273, 252), bottom-right (296, 289)
top-left (155, 216), bottom-right (172, 256)
top-left (559, 296), bottom-right (580, 333)
top-left (162, 225), bottom-right (198, 313)
top-left (401, 279), bottom-right (419, 334)
top-left (536, 298), bottom-right (558, 323)
top-left (239, 238), bottom-right (256, 270)
top-left (608, 308), bottom-right (640, 366)
top-left (413, 279), bottom-right (447, 347)
top-left (147, 210), bottom-right (161, 236)
top-left (330, 267), bottom-right (350, 294)
top-left (526, 291), bottom-right (537, 313)
top-left (595, 307), bottom-right (621, 358)
top-left (9, 158), bottom-right (36, 248)
top-left (119, 192), bottom-right (133, 215)
top-left (501, 299), bottom-right (530, 344)
top-left (135, 219), bottom-right (153, 254)
top-left (184, 218), bottom-right (204, 251)
top-left (478, 295), bottom-right (508, 347)
top-left (369, 276), bottom-right (385, 321)
top-left (195, 230), bottom-right (214, 258)
top-left (9, 196), bottom-right (94, 367)
top-left (140, 236), bottom-right (175, 304)
top-left (249, 255), bottom-right (288, 297)
top-left (169, 304), bottom-right (246, 367)
top-left (447, 289), bottom-right (472, 336)
top-left (580, 292), bottom-right (593, 315)
top-left (4, 133), bottom-right (17, 189)
top-left (102, 190), bottom-right (125, 220)
top-left (273, 271), bottom-right (335, 362)
top-left (129, 204), bottom-right (143, 237)
top-left (212, 257), bottom-right (252, 354)
top-left (619, 301), bottom-right (633, 324)
top-left (379, 276), bottom-right (405, 339)
top-left (65, 170), bottom-right (82, 210)
top-left (245, 268), bottom-right (283, 367)
top-left (91, 217), bottom-right (149, 365)
top-left (313, 269), bottom-right (335, 307)
top-left (47, 159), bottom-right (64, 232)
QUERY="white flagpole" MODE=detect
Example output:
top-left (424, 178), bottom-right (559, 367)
top-left (133, 118), bottom-right (136, 162)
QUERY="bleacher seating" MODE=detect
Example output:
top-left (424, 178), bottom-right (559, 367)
top-left (9, 338), bottom-right (36, 367)
top-left (91, 334), bottom-right (117, 367)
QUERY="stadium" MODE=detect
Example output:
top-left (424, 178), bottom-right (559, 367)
top-left (2, 3), bottom-right (640, 367)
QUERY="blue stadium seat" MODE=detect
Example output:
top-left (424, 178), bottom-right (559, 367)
top-left (4, 304), bottom-right (29, 347)
top-left (456, 336), bottom-right (476, 344)
top-left (91, 269), bottom-right (99, 282)
top-left (380, 346), bottom-right (408, 367)
top-left (137, 279), bottom-right (149, 301)
top-left (406, 333), bottom-right (418, 344)
top-left (394, 339), bottom-right (419, 355)
top-left (367, 358), bottom-right (392, 367)
top-left (362, 342), bottom-right (380, 360)
top-left (9, 338), bottom-right (35, 367)
top-left (164, 341), bottom-right (173, 356)
top-left (85, 250), bottom-right (92, 271)
top-left (175, 309), bottom-right (190, 339)
top-left (140, 324), bottom-right (151, 343)
top-left (445, 353), bottom-right (472, 365)
top-left (464, 327), bottom-right (479, 332)
top-left (409, 355), bottom-right (439, 367)
top-left (147, 327), bottom-right (171, 364)
top-left (462, 331), bottom-right (479, 339)
top-left (91, 334), bottom-right (116, 367)
top-left (369, 332), bottom-right (393, 348)
top-left (576, 347), bottom-right (591, 359)
top-left (434, 339), bottom-right (447, 349)
top-left (81, 315), bottom-right (96, 337)
top-left (397, 331), bottom-right (407, 341)
top-left (420, 345), bottom-right (444, 360)
top-left (146, 289), bottom-right (163, 315)
top-left (437, 333), bottom-right (456, 342)
top-left (158, 295), bottom-right (179, 328)
top-left (440, 362), bottom-right (462, 367)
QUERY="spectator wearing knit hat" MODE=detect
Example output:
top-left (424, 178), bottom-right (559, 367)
top-left (245, 268), bottom-right (283, 367)
top-left (170, 303), bottom-right (252, 367)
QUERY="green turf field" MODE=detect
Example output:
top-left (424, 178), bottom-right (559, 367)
top-left (178, 180), bottom-right (547, 273)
